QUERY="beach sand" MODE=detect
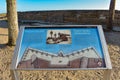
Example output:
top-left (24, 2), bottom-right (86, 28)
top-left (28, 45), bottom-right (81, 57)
top-left (0, 22), bottom-right (120, 80)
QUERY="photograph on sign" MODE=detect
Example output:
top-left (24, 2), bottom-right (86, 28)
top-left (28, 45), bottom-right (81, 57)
top-left (16, 26), bottom-right (106, 69)
top-left (46, 30), bottom-right (72, 44)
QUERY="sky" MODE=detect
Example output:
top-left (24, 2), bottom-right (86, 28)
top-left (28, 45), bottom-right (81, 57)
top-left (0, 0), bottom-right (120, 13)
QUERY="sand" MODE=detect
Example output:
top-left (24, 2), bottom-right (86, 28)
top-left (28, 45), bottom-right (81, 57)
top-left (0, 22), bottom-right (120, 80)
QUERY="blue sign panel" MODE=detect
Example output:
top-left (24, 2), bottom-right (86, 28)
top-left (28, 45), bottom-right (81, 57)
top-left (16, 26), bottom-right (106, 69)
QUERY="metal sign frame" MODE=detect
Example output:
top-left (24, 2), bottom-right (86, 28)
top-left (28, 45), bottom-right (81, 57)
top-left (11, 25), bottom-right (112, 80)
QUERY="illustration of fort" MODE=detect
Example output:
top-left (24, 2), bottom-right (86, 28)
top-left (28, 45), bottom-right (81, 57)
top-left (46, 30), bottom-right (71, 44)
top-left (17, 47), bottom-right (105, 68)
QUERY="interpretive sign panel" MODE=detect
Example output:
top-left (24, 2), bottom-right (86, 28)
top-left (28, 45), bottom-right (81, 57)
top-left (12, 25), bottom-right (112, 70)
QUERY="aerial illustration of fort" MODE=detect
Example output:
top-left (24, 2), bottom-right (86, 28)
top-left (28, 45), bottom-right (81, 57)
top-left (17, 28), bottom-right (105, 69)
top-left (17, 47), bottom-right (105, 68)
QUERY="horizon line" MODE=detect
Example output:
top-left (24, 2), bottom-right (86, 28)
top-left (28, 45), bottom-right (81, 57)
top-left (1, 9), bottom-right (120, 14)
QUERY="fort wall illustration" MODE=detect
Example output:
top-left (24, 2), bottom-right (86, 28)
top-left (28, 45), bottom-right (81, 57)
top-left (17, 47), bottom-right (104, 68)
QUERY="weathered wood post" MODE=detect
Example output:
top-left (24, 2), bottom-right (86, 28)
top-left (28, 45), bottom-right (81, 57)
top-left (107, 0), bottom-right (116, 30)
top-left (6, 0), bottom-right (18, 46)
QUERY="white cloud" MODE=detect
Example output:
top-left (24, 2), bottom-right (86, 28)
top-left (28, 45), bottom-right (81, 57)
top-left (116, 0), bottom-right (120, 10)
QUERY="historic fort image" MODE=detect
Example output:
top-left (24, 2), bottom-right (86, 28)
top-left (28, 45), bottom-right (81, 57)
top-left (46, 30), bottom-right (71, 44)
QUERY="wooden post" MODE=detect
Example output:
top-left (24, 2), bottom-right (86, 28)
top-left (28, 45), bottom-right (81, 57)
top-left (103, 69), bottom-right (112, 80)
top-left (107, 0), bottom-right (116, 30)
top-left (6, 0), bottom-right (19, 46)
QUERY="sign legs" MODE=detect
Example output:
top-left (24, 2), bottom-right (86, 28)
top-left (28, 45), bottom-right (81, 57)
top-left (10, 70), bottom-right (20, 80)
top-left (10, 69), bottom-right (112, 80)
top-left (103, 69), bottom-right (112, 80)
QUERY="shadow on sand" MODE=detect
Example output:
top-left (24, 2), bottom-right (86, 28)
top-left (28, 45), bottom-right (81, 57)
top-left (0, 44), bottom-right (8, 49)
top-left (0, 20), bottom-right (8, 28)
top-left (0, 34), bottom-right (8, 36)
top-left (105, 31), bottom-right (120, 47)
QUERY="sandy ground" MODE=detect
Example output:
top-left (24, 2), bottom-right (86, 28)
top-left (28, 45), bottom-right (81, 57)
top-left (0, 21), bottom-right (120, 80)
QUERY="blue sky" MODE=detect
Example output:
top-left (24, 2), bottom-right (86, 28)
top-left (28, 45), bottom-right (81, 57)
top-left (0, 0), bottom-right (120, 13)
